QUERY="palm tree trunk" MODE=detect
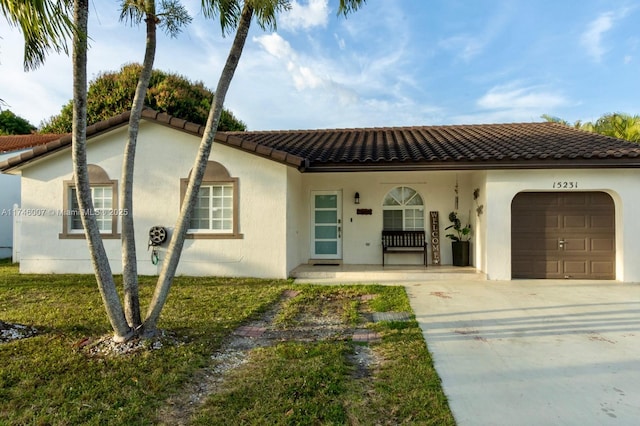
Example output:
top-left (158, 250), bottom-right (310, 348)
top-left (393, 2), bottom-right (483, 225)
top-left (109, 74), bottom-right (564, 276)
top-left (121, 1), bottom-right (158, 329)
top-left (72, 0), bottom-right (132, 342)
top-left (142, 3), bottom-right (254, 336)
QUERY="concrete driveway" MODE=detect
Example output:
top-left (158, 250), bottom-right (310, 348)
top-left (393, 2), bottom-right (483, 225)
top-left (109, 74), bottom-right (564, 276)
top-left (405, 279), bottom-right (640, 426)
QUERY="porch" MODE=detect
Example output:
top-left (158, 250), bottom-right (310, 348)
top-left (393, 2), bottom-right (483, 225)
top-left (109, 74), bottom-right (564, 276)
top-left (290, 263), bottom-right (486, 284)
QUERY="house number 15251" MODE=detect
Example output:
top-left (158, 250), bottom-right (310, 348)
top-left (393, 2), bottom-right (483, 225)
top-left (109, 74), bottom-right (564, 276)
top-left (553, 181), bottom-right (578, 189)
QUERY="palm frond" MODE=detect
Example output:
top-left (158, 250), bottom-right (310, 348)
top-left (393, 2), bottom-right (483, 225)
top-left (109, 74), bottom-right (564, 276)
top-left (200, 0), bottom-right (242, 36)
top-left (119, 0), bottom-right (192, 38)
top-left (337, 0), bottom-right (366, 17)
top-left (0, 0), bottom-right (75, 70)
top-left (157, 0), bottom-right (192, 38)
top-left (119, 0), bottom-right (146, 26)
top-left (249, 0), bottom-right (290, 32)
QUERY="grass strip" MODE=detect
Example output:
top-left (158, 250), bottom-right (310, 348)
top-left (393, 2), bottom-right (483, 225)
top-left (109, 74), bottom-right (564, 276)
top-left (0, 261), bottom-right (286, 424)
top-left (0, 262), bottom-right (454, 425)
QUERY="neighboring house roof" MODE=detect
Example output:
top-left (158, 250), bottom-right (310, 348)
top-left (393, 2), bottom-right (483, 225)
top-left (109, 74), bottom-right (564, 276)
top-left (2, 108), bottom-right (640, 173)
top-left (0, 133), bottom-right (64, 153)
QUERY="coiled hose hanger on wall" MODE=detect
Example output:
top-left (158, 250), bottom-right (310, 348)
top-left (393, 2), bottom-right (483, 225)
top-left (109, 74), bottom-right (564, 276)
top-left (148, 226), bottom-right (167, 265)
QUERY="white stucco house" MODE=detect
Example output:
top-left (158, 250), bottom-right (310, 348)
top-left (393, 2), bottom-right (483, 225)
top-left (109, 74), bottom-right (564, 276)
top-left (0, 134), bottom-right (61, 260)
top-left (2, 109), bottom-right (640, 281)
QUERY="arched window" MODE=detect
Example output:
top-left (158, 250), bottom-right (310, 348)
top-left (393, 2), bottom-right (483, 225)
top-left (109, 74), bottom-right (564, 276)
top-left (180, 161), bottom-right (242, 239)
top-left (383, 186), bottom-right (424, 230)
top-left (60, 164), bottom-right (119, 239)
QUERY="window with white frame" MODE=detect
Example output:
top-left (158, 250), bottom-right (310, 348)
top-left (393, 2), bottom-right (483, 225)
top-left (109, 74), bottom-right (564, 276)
top-left (68, 186), bottom-right (114, 232)
top-left (382, 186), bottom-right (425, 230)
top-left (60, 165), bottom-right (119, 239)
top-left (181, 161), bottom-right (242, 239)
top-left (190, 184), bottom-right (234, 232)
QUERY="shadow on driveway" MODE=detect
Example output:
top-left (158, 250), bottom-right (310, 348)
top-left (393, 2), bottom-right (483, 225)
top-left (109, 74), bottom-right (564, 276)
top-left (405, 280), bottom-right (640, 425)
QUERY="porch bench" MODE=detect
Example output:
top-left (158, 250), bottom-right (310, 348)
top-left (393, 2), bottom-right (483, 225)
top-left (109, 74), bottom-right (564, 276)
top-left (382, 230), bottom-right (427, 267)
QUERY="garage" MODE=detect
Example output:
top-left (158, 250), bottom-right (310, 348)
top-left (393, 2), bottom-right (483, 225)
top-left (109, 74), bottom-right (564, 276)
top-left (511, 192), bottom-right (615, 279)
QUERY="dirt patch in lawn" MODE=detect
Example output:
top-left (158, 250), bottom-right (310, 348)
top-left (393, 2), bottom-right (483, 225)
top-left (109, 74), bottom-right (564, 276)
top-left (1, 290), bottom-right (393, 424)
top-left (73, 330), bottom-right (182, 357)
top-left (156, 290), bottom-right (384, 425)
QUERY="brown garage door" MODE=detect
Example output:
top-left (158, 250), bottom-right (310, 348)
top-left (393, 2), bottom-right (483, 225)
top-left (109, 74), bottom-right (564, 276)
top-left (511, 192), bottom-right (615, 279)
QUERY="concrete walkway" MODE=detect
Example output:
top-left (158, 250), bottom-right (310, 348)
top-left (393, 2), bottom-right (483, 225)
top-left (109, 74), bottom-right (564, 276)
top-left (405, 279), bottom-right (640, 425)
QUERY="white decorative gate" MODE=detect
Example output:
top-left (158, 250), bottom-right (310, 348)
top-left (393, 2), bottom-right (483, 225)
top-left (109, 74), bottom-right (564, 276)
top-left (13, 203), bottom-right (21, 263)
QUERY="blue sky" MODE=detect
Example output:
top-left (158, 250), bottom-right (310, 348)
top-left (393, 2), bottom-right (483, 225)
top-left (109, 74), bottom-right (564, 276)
top-left (1, 0), bottom-right (639, 131)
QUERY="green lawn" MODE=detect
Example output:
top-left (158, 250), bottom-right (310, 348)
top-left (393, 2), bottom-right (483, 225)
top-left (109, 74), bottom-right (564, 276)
top-left (0, 259), bottom-right (454, 425)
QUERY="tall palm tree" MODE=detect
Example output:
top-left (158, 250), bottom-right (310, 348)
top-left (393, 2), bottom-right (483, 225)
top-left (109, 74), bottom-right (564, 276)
top-left (8, 0), bottom-right (368, 341)
top-left (2, 0), bottom-right (132, 341)
top-left (118, 0), bottom-right (191, 328)
top-left (144, 0), bottom-right (286, 335)
top-left (143, 0), bottom-right (368, 335)
top-left (71, 0), bottom-right (133, 341)
top-left (0, 0), bottom-right (74, 70)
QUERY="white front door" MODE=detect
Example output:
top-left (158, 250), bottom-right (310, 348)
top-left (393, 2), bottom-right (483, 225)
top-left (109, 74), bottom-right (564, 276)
top-left (311, 191), bottom-right (342, 259)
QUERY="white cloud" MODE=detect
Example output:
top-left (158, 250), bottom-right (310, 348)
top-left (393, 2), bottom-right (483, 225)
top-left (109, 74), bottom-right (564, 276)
top-left (438, 35), bottom-right (486, 61)
top-left (581, 12), bottom-right (615, 61)
top-left (289, 64), bottom-right (323, 90)
top-left (254, 33), bottom-right (326, 91)
top-left (451, 110), bottom-right (543, 125)
top-left (437, 5), bottom-right (514, 62)
top-left (0, 2), bottom-right (227, 126)
top-left (4, 1), bottom-right (531, 133)
top-left (477, 83), bottom-right (568, 111)
top-left (466, 82), bottom-right (571, 123)
top-left (239, 8), bottom-right (441, 130)
top-left (280, 0), bottom-right (330, 31)
top-left (580, 8), bottom-right (632, 62)
top-left (254, 33), bottom-right (295, 59)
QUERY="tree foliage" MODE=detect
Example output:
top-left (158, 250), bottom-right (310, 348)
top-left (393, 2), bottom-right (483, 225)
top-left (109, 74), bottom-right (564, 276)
top-left (0, 109), bottom-right (36, 134)
top-left (40, 63), bottom-right (247, 133)
top-left (589, 113), bottom-right (640, 142)
top-left (542, 112), bottom-right (640, 143)
top-left (118, 0), bottom-right (193, 329)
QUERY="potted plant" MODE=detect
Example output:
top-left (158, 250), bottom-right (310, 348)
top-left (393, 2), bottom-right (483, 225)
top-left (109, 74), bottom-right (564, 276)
top-left (445, 211), bottom-right (471, 266)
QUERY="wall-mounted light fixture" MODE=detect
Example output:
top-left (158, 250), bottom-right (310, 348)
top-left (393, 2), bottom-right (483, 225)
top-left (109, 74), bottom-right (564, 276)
top-left (354, 192), bottom-right (360, 204)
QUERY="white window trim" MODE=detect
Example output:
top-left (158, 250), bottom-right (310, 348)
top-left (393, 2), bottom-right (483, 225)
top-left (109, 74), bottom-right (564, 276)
top-left (383, 186), bottom-right (425, 231)
top-left (68, 186), bottom-right (114, 234)
top-left (189, 183), bottom-right (234, 233)
top-left (60, 179), bottom-right (120, 239)
top-left (180, 174), bottom-right (243, 240)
